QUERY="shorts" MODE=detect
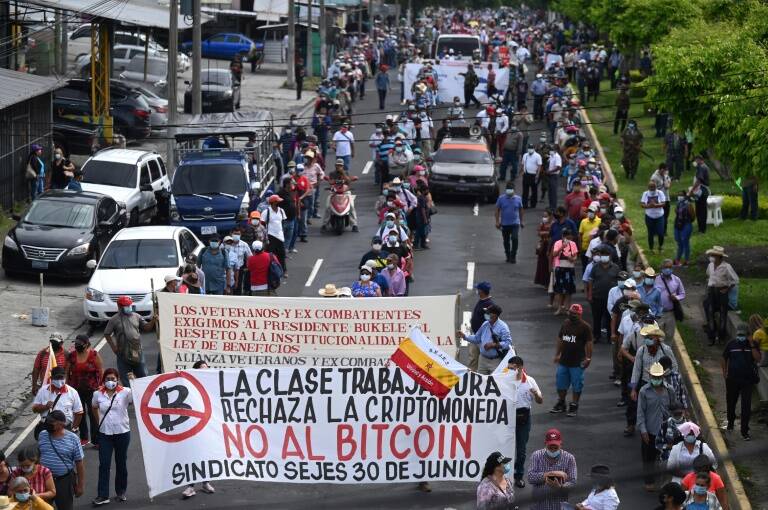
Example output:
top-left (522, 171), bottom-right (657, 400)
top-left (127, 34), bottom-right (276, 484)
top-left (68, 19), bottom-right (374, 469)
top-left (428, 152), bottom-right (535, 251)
top-left (553, 267), bottom-right (576, 295)
top-left (556, 364), bottom-right (584, 393)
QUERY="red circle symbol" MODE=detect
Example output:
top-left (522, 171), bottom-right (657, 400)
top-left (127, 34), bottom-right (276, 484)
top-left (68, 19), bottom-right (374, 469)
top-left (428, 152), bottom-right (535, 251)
top-left (140, 372), bottom-right (212, 443)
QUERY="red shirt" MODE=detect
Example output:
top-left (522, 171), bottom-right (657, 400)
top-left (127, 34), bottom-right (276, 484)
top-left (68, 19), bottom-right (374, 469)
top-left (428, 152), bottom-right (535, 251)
top-left (681, 471), bottom-right (724, 493)
top-left (294, 175), bottom-right (310, 194)
top-left (247, 252), bottom-right (272, 287)
top-left (67, 349), bottom-right (100, 391)
top-left (33, 347), bottom-right (68, 383)
top-left (564, 191), bottom-right (588, 221)
top-left (11, 465), bottom-right (52, 496)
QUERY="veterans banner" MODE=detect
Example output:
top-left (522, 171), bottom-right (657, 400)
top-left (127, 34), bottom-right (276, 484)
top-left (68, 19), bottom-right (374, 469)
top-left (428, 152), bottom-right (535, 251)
top-left (403, 62), bottom-right (510, 103)
top-left (157, 293), bottom-right (458, 370)
top-left (131, 366), bottom-right (516, 496)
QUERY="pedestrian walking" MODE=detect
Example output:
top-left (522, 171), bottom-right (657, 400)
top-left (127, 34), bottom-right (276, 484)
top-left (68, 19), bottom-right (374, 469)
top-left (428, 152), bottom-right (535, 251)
top-left (703, 246), bottom-right (738, 345)
top-left (655, 259), bottom-right (685, 342)
top-left (31, 333), bottom-right (69, 397)
top-left (587, 246), bottom-right (620, 342)
top-left (507, 356), bottom-right (543, 489)
top-left (459, 63), bottom-right (481, 108)
top-left (456, 304), bottom-right (513, 375)
top-left (66, 335), bottom-right (102, 447)
top-left (721, 324), bottom-right (761, 440)
top-left (32, 367), bottom-right (83, 433)
top-left (476, 452), bottom-right (515, 510)
top-left (38, 411), bottom-right (85, 510)
top-left (682, 471), bottom-right (723, 510)
top-left (620, 120), bottom-right (643, 180)
top-left (26, 144), bottom-right (45, 201)
top-left (375, 65), bottom-right (390, 110)
top-left (551, 304), bottom-right (593, 417)
top-left (680, 456), bottom-right (730, 510)
top-left (673, 191), bottom-right (695, 266)
top-left (739, 175), bottom-right (759, 221)
top-left (526, 428), bottom-right (577, 510)
top-left (495, 183), bottom-right (524, 263)
top-left (10, 447), bottom-right (55, 503)
top-left (295, 58), bottom-right (305, 100)
top-left (637, 362), bottom-right (678, 491)
top-left (614, 88), bottom-right (630, 135)
top-left (551, 230), bottom-right (579, 314)
top-left (667, 422), bottom-right (717, 484)
top-left (91, 369), bottom-right (133, 506)
top-left (198, 236), bottom-right (232, 295)
top-left (264, 194), bottom-right (288, 276)
top-left (545, 145), bottom-right (562, 211)
top-left (641, 180), bottom-right (667, 253)
top-left (638, 267), bottom-right (663, 319)
top-left (692, 155), bottom-right (710, 233)
top-left (332, 124), bottom-right (355, 170)
top-left (531, 74), bottom-right (547, 120)
top-left (351, 265), bottom-right (382, 297)
top-left (104, 297), bottom-right (157, 386)
top-left (468, 282), bottom-right (495, 373)
top-left (500, 125), bottom-right (524, 182)
top-left (521, 144), bottom-right (543, 209)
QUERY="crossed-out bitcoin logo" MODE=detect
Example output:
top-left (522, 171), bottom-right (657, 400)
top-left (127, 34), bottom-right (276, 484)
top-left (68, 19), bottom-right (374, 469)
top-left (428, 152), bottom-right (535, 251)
top-left (140, 372), bottom-right (212, 443)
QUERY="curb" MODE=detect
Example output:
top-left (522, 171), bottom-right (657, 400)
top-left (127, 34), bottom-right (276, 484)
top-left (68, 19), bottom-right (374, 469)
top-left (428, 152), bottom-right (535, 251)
top-left (579, 102), bottom-right (753, 510)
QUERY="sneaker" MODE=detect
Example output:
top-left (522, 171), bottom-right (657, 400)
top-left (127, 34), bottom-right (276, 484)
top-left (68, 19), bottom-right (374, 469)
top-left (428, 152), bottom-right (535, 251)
top-left (92, 497), bottom-right (111, 506)
top-left (743, 434), bottom-right (752, 441)
top-left (514, 479), bottom-right (526, 489)
top-left (550, 401), bottom-right (566, 413)
top-left (352, 225), bottom-right (359, 232)
top-left (290, 248), bottom-right (298, 253)
top-left (617, 399), bottom-right (628, 407)
top-left (299, 237), bottom-right (308, 243)
top-left (566, 402), bottom-right (578, 417)
top-left (80, 439), bottom-right (90, 447)
top-left (613, 379), bottom-right (622, 387)
top-left (417, 481), bottom-right (432, 492)
top-left (115, 495), bottom-right (127, 502)
top-left (623, 426), bottom-right (635, 437)
top-left (201, 482), bottom-right (215, 494)
top-left (181, 487), bottom-right (196, 499)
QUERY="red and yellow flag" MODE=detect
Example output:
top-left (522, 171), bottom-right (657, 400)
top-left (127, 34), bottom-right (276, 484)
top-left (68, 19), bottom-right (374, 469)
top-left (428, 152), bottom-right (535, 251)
top-left (390, 327), bottom-right (467, 399)
top-left (42, 345), bottom-right (57, 387)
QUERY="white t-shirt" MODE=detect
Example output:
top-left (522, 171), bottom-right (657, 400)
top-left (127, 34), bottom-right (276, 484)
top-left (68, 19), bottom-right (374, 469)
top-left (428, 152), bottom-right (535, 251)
top-left (92, 387), bottom-right (132, 436)
top-left (265, 206), bottom-right (287, 241)
top-left (580, 487), bottom-right (620, 510)
top-left (513, 375), bottom-right (541, 409)
top-left (522, 151), bottom-right (542, 174)
top-left (585, 235), bottom-right (603, 258)
top-left (34, 384), bottom-right (83, 425)
top-left (547, 151), bottom-right (562, 175)
top-left (333, 130), bottom-right (355, 157)
top-left (641, 190), bottom-right (666, 219)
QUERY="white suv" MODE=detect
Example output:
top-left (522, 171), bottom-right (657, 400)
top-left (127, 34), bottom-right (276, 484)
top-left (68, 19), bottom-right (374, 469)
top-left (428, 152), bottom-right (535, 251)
top-left (80, 149), bottom-right (170, 226)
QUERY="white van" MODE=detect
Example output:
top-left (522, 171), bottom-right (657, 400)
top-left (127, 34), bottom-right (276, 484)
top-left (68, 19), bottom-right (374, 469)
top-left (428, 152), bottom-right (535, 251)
top-left (434, 34), bottom-right (482, 61)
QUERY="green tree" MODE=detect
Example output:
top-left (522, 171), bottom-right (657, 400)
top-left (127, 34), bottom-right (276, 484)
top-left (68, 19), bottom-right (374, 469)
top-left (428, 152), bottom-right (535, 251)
top-left (609, 0), bottom-right (701, 54)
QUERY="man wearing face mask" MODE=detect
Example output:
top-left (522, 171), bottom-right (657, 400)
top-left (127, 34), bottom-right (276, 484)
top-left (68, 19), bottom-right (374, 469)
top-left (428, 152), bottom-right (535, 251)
top-left (586, 246), bottom-right (620, 344)
top-left (641, 180), bottom-right (667, 253)
top-left (199, 235), bottom-right (233, 295)
top-left (620, 119), bottom-right (643, 179)
top-left (521, 144), bottom-right (542, 209)
top-left (468, 282), bottom-right (495, 373)
top-left (32, 333), bottom-right (69, 396)
top-left (577, 203), bottom-right (600, 268)
top-left (495, 182), bottom-right (524, 263)
top-left (638, 267), bottom-right (663, 319)
top-left (630, 324), bottom-right (678, 407)
top-left (37, 410), bottom-right (85, 509)
top-left (704, 246), bottom-right (739, 345)
top-left (505, 356), bottom-right (543, 489)
top-left (456, 304), bottom-right (512, 375)
top-left (526, 428), bottom-right (577, 510)
top-left (722, 323), bottom-right (761, 440)
top-left (636, 362), bottom-right (678, 492)
top-left (616, 300), bottom-right (649, 409)
top-left (545, 144), bottom-right (563, 211)
top-left (104, 296), bottom-right (157, 386)
top-left (654, 259), bottom-right (686, 342)
top-left (359, 236), bottom-right (389, 270)
top-left (552, 304), bottom-right (593, 417)
top-left (32, 367), bottom-right (84, 433)
top-left (227, 228), bottom-right (253, 295)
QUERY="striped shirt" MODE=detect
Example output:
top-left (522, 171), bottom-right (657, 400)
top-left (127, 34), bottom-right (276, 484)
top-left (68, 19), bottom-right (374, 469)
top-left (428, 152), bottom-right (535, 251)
top-left (38, 430), bottom-right (83, 477)
top-left (10, 465), bottom-right (52, 495)
top-left (377, 138), bottom-right (395, 162)
top-left (526, 449), bottom-right (578, 510)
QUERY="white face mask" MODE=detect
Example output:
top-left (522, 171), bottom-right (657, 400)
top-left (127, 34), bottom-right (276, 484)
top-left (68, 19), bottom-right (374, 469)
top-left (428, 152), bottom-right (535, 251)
top-left (52, 379), bottom-right (65, 389)
top-left (709, 256), bottom-right (716, 264)
top-left (527, 149), bottom-right (534, 155)
top-left (105, 380), bottom-right (117, 390)
top-left (387, 263), bottom-right (395, 270)
top-left (360, 273), bottom-right (371, 282)
top-left (251, 219), bottom-right (259, 226)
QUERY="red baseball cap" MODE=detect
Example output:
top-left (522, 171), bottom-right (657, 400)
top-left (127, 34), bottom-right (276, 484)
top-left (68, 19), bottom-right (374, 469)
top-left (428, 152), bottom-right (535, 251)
top-left (116, 295), bottom-right (133, 307)
top-left (545, 428), bottom-right (562, 446)
top-left (569, 304), bottom-right (583, 315)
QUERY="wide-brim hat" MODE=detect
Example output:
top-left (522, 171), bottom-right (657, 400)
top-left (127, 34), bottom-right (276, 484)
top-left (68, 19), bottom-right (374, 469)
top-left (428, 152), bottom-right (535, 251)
top-left (318, 284), bottom-right (340, 297)
top-left (640, 324), bottom-right (665, 338)
top-left (706, 245), bottom-right (728, 258)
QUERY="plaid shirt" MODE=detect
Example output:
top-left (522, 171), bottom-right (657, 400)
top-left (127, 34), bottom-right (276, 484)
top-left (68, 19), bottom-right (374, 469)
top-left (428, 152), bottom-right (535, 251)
top-left (527, 449), bottom-right (578, 510)
top-left (228, 240), bottom-right (252, 269)
top-left (665, 372), bottom-right (689, 410)
top-left (33, 347), bottom-right (68, 384)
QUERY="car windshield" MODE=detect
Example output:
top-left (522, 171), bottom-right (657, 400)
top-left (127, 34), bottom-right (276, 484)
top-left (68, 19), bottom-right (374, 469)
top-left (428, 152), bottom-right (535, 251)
top-left (433, 147), bottom-right (492, 164)
top-left (81, 160), bottom-right (137, 188)
top-left (126, 57), bottom-right (166, 76)
top-left (173, 163), bottom-right (246, 195)
top-left (24, 200), bottom-right (94, 228)
top-left (437, 38), bottom-right (480, 56)
top-left (99, 239), bottom-right (178, 269)
top-left (202, 71), bottom-right (230, 86)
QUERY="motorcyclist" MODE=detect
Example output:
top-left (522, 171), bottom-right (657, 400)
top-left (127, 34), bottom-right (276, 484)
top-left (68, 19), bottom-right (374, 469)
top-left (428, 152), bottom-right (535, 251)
top-left (322, 158), bottom-right (359, 232)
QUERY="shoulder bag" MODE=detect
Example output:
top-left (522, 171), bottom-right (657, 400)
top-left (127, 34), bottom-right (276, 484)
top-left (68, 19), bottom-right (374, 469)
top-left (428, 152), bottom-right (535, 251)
top-left (33, 392), bottom-right (63, 440)
top-left (46, 432), bottom-right (78, 489)
top-left (661, 277), bottom-right (684, 322)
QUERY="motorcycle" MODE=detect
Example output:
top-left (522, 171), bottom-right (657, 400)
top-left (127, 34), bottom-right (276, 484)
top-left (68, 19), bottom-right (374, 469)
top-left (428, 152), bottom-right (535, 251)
top-left (325, 176), bottom-right (358, 235)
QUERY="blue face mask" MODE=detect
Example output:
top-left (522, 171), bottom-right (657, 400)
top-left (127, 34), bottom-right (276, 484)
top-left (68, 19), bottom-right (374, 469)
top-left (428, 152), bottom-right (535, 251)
top-left (546, 449), bottom-right (561, 459)
top-left (121, 306), bottom-right (133, 315)
top-left (693, 485), bottom-right (708, 495)
top-left (210, 242), bottom-right (220, 249)
top-left (662, 268), bottom-right (673, 276)
top-left (644, 338), bottom-right (655, 347)
top-left (684, 434), bottom-right (697, 445)
top-left (644, 278), bottom-right (655, 286)
top-left (618, 281), bottom-right (625, 290)
top-left (505, 189), bottom-right (514, 196)
top-left (503, 463), bottom-right (512, 475)
top-left (15, 493), bottom-right (30, 503)
top-left (737, 335), bottom-right (748, 342)
top-left (232, 235), bottom-right (241, 242)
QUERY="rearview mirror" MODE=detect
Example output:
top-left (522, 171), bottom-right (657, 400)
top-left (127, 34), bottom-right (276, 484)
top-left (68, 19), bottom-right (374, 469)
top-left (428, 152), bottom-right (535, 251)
top-left (86, 259), bottom-right (97, 269)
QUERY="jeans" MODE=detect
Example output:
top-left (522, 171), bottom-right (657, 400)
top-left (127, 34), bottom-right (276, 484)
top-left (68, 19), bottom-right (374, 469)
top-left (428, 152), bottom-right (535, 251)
top-left (413, 225), bottom-right (428, 249)
top-left (299, 196), bottom-right (312, 238)
top-left (640, 433), bottom-right (658, 485)
top-left (499, 150), bottom-right (519, 181)
top-left (377, 88), bottom-right (387, 110)
top-left (338, 154), bottom-right (351, 171)
top-left (555, 364), bottom-right (585, 393)
top-left (116, 354), bottom-right (147, 388)
top-left (645, 215), bottom-right (665, 250)
top-left (674, 222), bottom-right (692, 261)
top-left (513, 410), bottom-right (531, 480)
top-left (726, 379), bottom-right (754, 436)
top-left (98, 431), bottom-right (130, 499)
top-left (76, 387), bottom-right (98, 444)
top-left (283, 218), bottom-right (297, 251)
top-left (312, 186), bottom-right (321, 216)
top-left (547, 174), bottom-right (559, 211)
top-left (522, 173), bottom-right (537, 208)
top-left (28, 176), bottom-right (44, 201)
top-left (590, 296), bottom-right (609, 342)
top-left (741, 184), bottom-right (758, 220)
top-left (501, 224), bottom-right (520, 261)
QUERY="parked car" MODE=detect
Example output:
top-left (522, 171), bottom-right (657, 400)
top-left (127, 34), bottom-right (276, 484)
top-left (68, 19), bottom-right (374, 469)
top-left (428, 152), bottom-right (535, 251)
top-left (182, 33), bottom-right (257, 60)
top-left (53, 79), bottom-right (152, 140)
top-left (53, 119), bottom-right (100, 156)
top-left (118, 55), bottom-right (168, 97)
top-left (2, 190), bottom-right (125, 279)
top-left (429, 135), bottom-right (498, 202)
top-left (183, 68), bottom-right (240, 113)
top-left (80, 149), bottom-right (170, 226)
top-left (127, 84), bottom-right (168, 132)
top-left (83, 226), bottom-right (203, 322)
top-left (75, 44), bottom-right (155, 78)
top-left (68, 25), bottom-right (164, 64)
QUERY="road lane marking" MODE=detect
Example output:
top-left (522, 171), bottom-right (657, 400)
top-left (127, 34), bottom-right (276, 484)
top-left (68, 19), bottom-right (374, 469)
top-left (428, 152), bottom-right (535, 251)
top-left (473, 202), bottom-right (479, 216)
top-left (461, 311), bottom-right (471, 347)
top-left (95, 337), bottom-right (107, 352)
top-left (4, 417), bottom-right (38, 457)
top-left (362, 161), bottom-right (373, 175)
top-left (305, 258), bottom-right (324, 287)
top-left (466, 262), bottom-right (475, 290)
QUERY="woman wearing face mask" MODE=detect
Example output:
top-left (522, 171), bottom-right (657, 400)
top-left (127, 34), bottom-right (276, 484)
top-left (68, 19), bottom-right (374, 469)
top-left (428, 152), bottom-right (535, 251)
top-left (637, 362), bottom-right (679, 491)
top-left (534, 209), bottom-right (554, 293)
top-left (67, 334), bottom-right (103, 448)
top-left (49, 147), bottom-right (74, 190)
top-left (0, 452), bottom-right (13, 496)
top-left (575, 465), bottom-right (620, 510)
top-left (655, 482), bottom-right (686, 510)
top-left (640, 180), bottom-right (667, 253)
top-left (551, 228), bottom-right (578, 315)
top-left (351, 266), bottom-right (382, 297)
top-left (667, 421), bottom-right (717, 485)
top-left (683, 472), bottom-right (723, 510)
top-left (673, 191), bottom-right (695, 266)
top-left (91, 368), bottom-right (134, 505)
top-left (650, 163), bottom-right (673, 233)
top-left (476, 451), bottom-right (515, 510)
top-left (8, 476), bottom-right (53, 510)
top-left (681, 456), bottom-right (729, 510)
top-left (11, 447), bottom-right (55, 502)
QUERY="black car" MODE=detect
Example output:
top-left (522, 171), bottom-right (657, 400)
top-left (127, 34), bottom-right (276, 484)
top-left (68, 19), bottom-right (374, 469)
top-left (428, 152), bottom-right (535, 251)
top-left (53, 79), bottom-right (152, 140)
top-left (2, 190), bottom-right (125, 279)
top-left (183, 68), bottom-right (241, 113)
top-left (52, 119), bottom-right (100, 156)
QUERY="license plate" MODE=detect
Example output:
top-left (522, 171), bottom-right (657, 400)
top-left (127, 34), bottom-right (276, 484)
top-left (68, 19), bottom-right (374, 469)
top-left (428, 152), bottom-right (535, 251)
top-left (456, 186), bottom-right (470, 192)
top-left (201, 226), bottom-right (217, 235)
top-left (31, 260), bottom-right (49, 269)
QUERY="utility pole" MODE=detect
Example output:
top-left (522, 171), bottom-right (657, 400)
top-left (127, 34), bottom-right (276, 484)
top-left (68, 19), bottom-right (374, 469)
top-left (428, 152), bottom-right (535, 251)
top-left (192, 0), bottom-right (202, 114)
top-left (287, 0), bottom-right (295, 88)
top-left (305, 0), bottom-right (312, 78)
top-left (357, 5), bottom-right (362, 38)
top-left (60, 15), bottom-right (67, 74)
top-left (167, 0), bottom-right (179, 176)
top-left (319, 0), bottom-right (326, 77)
top-left (367, 0), bottom-right (373, 40)
top-left (54, 10), bottom-right (61, 74)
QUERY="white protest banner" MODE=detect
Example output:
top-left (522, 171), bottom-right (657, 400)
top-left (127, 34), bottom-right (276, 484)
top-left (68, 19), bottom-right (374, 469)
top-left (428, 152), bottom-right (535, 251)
top-left (403, 62), bottom-right (509, 103)
top-left (157, 293), bottom-right (458, 370)
top-left (131, 366), bottom-right (516, 496)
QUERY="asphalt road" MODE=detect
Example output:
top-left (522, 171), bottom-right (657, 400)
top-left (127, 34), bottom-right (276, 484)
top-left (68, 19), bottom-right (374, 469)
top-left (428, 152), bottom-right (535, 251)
top-left (7, 76), bottom-right (659, 509)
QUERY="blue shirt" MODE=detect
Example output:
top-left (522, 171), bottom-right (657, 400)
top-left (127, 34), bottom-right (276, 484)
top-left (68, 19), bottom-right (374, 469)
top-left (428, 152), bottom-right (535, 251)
top-left (66, 180), bottom-right (82, 191)
top-left (200, 248), bottom-right (231, 293)
top-left (375, 73), bottom-right (390, 90)
top-left (550, 218), bottom-right (578, 243)
top-left (638, 285), bottom-right (663, 317)
top-left (465, 319), bottom-right (512, 359)
top-left (495, 194), bottom-right (523, 226)
top-left (38, 430), bottom-right (83, 477)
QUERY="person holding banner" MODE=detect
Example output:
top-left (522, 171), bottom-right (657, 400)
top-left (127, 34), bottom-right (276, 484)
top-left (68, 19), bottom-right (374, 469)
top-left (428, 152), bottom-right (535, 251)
top-left (181, 361), bottom-right (216, 499)
top-left (476, 451), bottom-right (515, 510)
top-left (456, 304), bottom-right (512, 375)
top-left (31, 334), bottom-right (69, 397)
top-left (104, 297), bottom-right (157, 387)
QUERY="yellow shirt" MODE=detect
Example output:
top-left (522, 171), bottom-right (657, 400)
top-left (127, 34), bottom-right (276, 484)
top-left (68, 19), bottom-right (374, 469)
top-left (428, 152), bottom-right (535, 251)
top-left (578, 217), bottom-right (601, 251)
top-left (753, 329), bottom-right (768, 352)
top-left (12, 496), bottom-right (53, 510)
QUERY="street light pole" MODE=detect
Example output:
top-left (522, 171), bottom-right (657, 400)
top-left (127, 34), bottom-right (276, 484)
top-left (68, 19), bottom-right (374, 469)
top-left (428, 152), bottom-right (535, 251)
top-left (287, 0), bottom-right (296, 88)
top-left (306, 0), bottom-right (312, 78)
top-left (167, 0), bottom-right (179, 176)
top-left (319, 0), bottom-right (326, 77)
top-left (192, 0), bottom-right (202, 114)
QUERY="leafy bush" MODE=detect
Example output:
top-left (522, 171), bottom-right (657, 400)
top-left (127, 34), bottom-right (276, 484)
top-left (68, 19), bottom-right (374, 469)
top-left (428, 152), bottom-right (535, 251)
top-left (718, 194), bottom-right (768, 219)
top-left (628, 69), bottom-right (644, 83)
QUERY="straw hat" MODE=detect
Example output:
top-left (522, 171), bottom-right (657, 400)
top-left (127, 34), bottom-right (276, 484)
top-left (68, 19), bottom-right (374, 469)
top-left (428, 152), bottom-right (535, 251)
top-left (706, 246), bottom-right (728, 258)
top-left (0, 496), bottom-right (11, 509)
top-left (318, 284), bottom-right (340, 297)
top-left (648, 362), bottom-right (665, 377)
top-left (643, 267), bottom-right (656, 278)
top-left (640, 324), bottom-right (665, 338)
